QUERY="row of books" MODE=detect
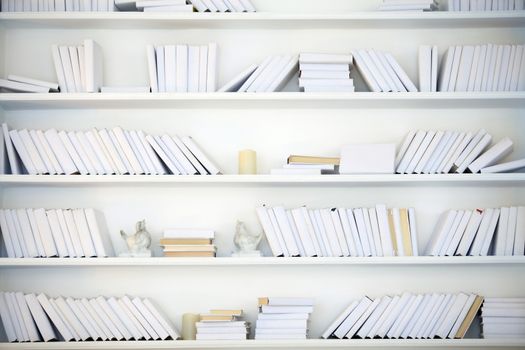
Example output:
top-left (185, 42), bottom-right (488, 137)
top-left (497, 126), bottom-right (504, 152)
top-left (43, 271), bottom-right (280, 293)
top-left (0, 75), bottom-right (60, 94)
top-left (196, 309), bottom-right (248, 340)
top-left (437, 44), bottom-right (525, 92)
top-left (446, 0), bottom-right (525, 11)
top-left (161, 228), bottom-right (216, 257)
top-left (1, 124), bottom-right (221, 176)
top-left (256, 205), bottom-right (418, 258)
top-left (353, 49), bottom-right (418, 92)
top-left (255, 297), bottom-right (314, 340)
top-left (52, 41), bottom-right (102, 93)
top-left (189, 0), bottom-right (256, 12)
top-left (427, 206), bottom-right (525, 256)
top-left (218, 55), bottom-right (297, 93)
top-left (0, 208), bottom-right (112, 259)
top-left (134, 0), bottom-right (193, 12)
top-left (378, 0), bottom-right (437, 11)
top-left (298, 53), bottom-right (354, 93)
top-left (481, 297), bottom-right (525, 338)
top-left (147, 43), bottom-right (217, 93)
top-left (0, 291), bottom-right (180, 342)
top-left (396, 129), bottom-right (514, 174)
top-left (0, 0), bottom-right (117, 12)
top-left (322, 292), bottom-right (482, 339)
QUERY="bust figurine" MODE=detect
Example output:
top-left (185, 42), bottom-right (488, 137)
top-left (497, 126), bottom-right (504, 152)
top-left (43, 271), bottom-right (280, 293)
top-left (119, 220), bottom-right (152, 257)
top-left (232, 221), bottom-right (263, 257)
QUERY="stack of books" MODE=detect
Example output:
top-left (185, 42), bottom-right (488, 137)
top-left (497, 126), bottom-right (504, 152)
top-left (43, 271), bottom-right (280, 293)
top-left (438, 44), bottom-right (524, 92)
top-left (256, 205), bottom-right (418, 257)
top-left (426, 206), bottom-right (525, 256)
top-left (481, 298), bottom-right (525, 338)
top-left (378, 0), bottom-right (437, 11)
top-left (446, 0), bottom-right (525, 11)
top-left (161, 228), bottom-right (216, 257)
top-left (298, 53), bottom-right (354, 92)
top-left (271, 155), bottom-right (339, 175)
top-left (0, 0), bottom-right (118, 12)
top-left (396, 129), bottom-right (516, 174)
top-left (147, 43), bottom-right (217, 93)
top-left (136, 0), bottom-right (193, 12)
top-left (322, 292), bottom-right (483, 339)
top-left (0, 208), bottom-right (112, 258)
top-left (352, 49), bottom-right (418, 92)
top-left (255, 297), bottom-right (314, 340)
top-left (52, 40), bottom-right (103, 93)
top-left (190, 0), bottom-right (256, 12)
top-left (0, 75), bottom-right (58, 93)
top-left (0, 291), bottom-right (180, 342)
top-left (1, 123), bottom-right (221, 176)
top-left (218, 55), bottom-right (298, 93)
top-left (196, 309), bottom-right (249, 340)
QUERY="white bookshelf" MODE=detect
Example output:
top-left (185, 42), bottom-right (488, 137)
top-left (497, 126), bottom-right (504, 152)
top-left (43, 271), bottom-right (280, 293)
top-left (0, 0), bottom-right (524, 347)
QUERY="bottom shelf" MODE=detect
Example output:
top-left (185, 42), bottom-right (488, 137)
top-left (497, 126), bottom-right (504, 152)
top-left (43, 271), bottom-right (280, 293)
top-left (1, 339), bottom-right (525, 350)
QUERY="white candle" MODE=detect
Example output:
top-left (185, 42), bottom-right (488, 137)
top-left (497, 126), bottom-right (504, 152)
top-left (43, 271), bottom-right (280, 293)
top-left (182, 313), bottom-right (199, 340)
top-left (239, 149), bottom-right (257, 174)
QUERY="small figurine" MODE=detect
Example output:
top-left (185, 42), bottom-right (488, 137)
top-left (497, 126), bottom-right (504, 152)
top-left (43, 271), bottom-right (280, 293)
top-left (119, 220), bottom-right (152, 257)
top-left (232, 221), bottom-right (263, 257)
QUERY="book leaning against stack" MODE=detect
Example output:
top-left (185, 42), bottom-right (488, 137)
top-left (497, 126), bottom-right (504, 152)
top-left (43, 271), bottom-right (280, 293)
top-left (0, 208), bottom-right (112, 258)
top-left (255, 297), bottom-right (314, 340)
top-left (0, 291), bottom-right (180, 342)
top-left (1, 124), bottom-right (221, 176)
top-left (256, 204), bottom-right (418, 257)
top-left (161, 228), bottom-right (216, 257)
top-left (196, 309), bottom-right (249, 340)
top-left (298, 53), bottom-right (354, 92)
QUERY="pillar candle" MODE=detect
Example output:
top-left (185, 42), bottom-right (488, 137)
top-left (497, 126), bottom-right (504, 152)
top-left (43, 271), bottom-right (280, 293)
top-left (181, 313), bottom-right (199, 340)
top-left (238, 149), bottom-right (257, 174)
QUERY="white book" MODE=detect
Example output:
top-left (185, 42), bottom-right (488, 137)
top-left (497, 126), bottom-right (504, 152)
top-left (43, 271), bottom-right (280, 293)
top-left (352, 50), bottom-right (381, 92)
top-left (286, 210), bottom-right (306, 256)
top-left (14, 209), bottom-right (39, 257)
top-left (448, 294), bottom-right (477, 338)
top-left (467, 45), bottom-right (482, 91)
top-left (51, 45), bottom-right (68, 93)
top-left (376, 293), bottom-right (413, 338)
top-left (181, 136), bottom-right (220, 174)
top-left (79, 299), bottom-right (112, 340)
top-left (72, 208), bottom-right (97, 257)
top-left (425, 210), bottom-right (457, 256)
top-left (121, 296), bottom-right (158, 340)
top-left (58, 46), bottom-right (76, 92)
top-left (447, 46), bottom-right (463, 91)
top-left (85, 208), bottom-right (112, 257)
top-left (290, 208), bottom-right (317, 257)
top-left (258, 313), bottom-right (309, 320)
top-left (238, 56), bottom-right (272, 92)
top-left (395, 131), bottom-right (416, 169)
top-left (137, 130), bottom-right (165, 175)
top-left (426, 130), bottom-right (456, 174)
top-left (299, 78), bottom-right (354, 88)
top-left (86, 130), bottom-right (115, 174)
top-left (367, 208), bottom-right (383, 256)
top-left (98, 128), bottom-right (128, 174)
top-left (424, 294), bottom-right (455, 338)
top-left (191, 0), bottom-right (208, 12)
top-left (440, 210), bottom-right (468, 256)
top-left (25, 293), bottom-right (56, 342)
top-left (154, 46), bottom-right (166, 93)
top-left (206, 43), bottom-right (218, 92)
top-left (510, 45), bottom-right (524, 91)
top-left (396, 130), bottom-right (426, 174)
top-left (369, 50), bottom-right (398, 92)
top-left (455, 46), bottom-right (475, 91)
top-left (66, 298), bottom-right (99, 340)
top-left (406, 130), bottom-right (436, 174)
top-left (473, 45), bottom-right (488, 91)
top-left (6, 292), bottom-right (28, 341)
top-left (84, 39), bottom-right (103, 92)
top-left (2, 123), bottom-right (23, 175)
top-left (25, 209), bottom-right (46, 257)
top-left (490, 45), bottom-right (504, 91)
top-left (360, 49), bottom-right (390, 92)
top-left (51, 209), bottom-right (75, 258)
top-left (174, 44), bottom-right (188, 93)
top-left (106, 130), bottom-right (132, 174)
top-left (438, 47), bottom-right (455, 91)
top-left (167, 134), bottom-right (203, 174)
top-left (15, 292), bottom-right (40, 342)
top-left (107, 297), bottom-right (142, 340)
top-left (384, 52), bottom-right (418, 92)
top-left (454, 129), bottom-right (487, 170)
top-left (136, 0), bottom-right (186, 8)
top-left (389, 294), bottom-right (423, 339)
top-left (62, 209), bottom-right (85, 257)
top-left (0, 210), bottom-right (19, 258)
top-left (481, 158), bottom-right (525, 173)
top-left (32, 130), bottom-right (61, 174)
top-left (366, 295), bottom-right (399, 338)
top-left (408, 208), bottom-right (419, 256)
top-left (146, 45), bottom-right (158, 93)
top-left (438, 131), bottom-right (466, 173)
top-left (127, 130), bottom-right (154, 174)
top-left (504, 206), bottom-right (518, 256)
top-left (456, 133), bottom-right (492, 174)
top-left (155, 135), bottom-right (185, 174)
top-left (497, 45), bottom-right (512, 91)
top-left (18, 129), bottom-right (48, 174)
top-left (126, 130), bottom-right (151, 174)
top-left (419, 45), bottom-right (432, 92)
top-left (330, 208), bottom-right (350, 256)
top-left (486, 44), bottom-right (500, 91)
top-left (130, 298), bottom-right (170, 340)
top-left (9, 210), bottom-right (29, 257)
top-left (256, 319), bottom-right (307, 329)
top-left (415, 294), bottom-right (446, 338)
top-left (219, 64), bottom-right (258, 92)
top-left (48, 297), bottom-right (79, 341)
top-left (495, 207), bottom-right (510, 256)
top-left (414, 131), bottom-right (443, 174)
top-left (376, 50), bottom-right (406, 92)
top-left (4, 210), bottom-right (25, 258)
top-left (7, 75), bottom-right (58, 91)
top-left (142, 298), bottom-right (180, 339)
top-left (74, 299), bottom-right (105, 340)
top-left (311, 209), bottom-right (333, 256)
top-left (88, 298), bottom-right (124, 340)
top-left (353, 208), bottom-right (372, 256)
top-left (96, 297), bottom-right (133, 340)
top-left (480, 44), bottom-right (495, 91)
top-left (73, 131), bottom-right (102, 174)
top-left (201, 0), bottom-right (218, 11)
top-left (375, 204), bottom-right (394, 256)
top-left (266, 55), bottom-right (299, 92)
top-left (54, 297), bottom-right (90, 340)
top-left (333, 297), bottom-right (373, 339)
top-left (469, 208), bottom-right (496, 256)
top-left (9, 130), bottom-right (37, 174)
top-left (435, 293), bottom-right (470, 339)
top-left (45, 209), bottom-right (70, 257)
top-left (468, 137), bottom-right (513, 173)
top-left (300, 63), bottom-right (350, 71)
top-left (337, 208), bottom-right (359, 257)
top-left (239, 0), bottom-right (255, 11)
top-left (68, 47), bottom-right (83, 93)
top-left (307, 210), bottom-right (327, 256)
top-left (300, 70), bottom-right (350, 79)
top-left (31, 208), bottom-right (58, 257)
top-left (210, 0), bottom-right (228, 12)
top-left (402, 294), bottom-right (432, 339)
top-left (226, 0), bottom-right (245, 11)
top-left (513, 207), bottom-right (525, 255)
top-left (455, 209), bottom-right (484, 256)
top-left (441, 132), bottom-right (473, 174)
top-left (160, 135), bottom-right (197, 175)
top-left (43, 129), bottom-right (78, 175)
top-left (146, 135), bottom-right (181, 175)
top-left (197, 45), bottom-right (208, 92)
top-left (0, 78), bottom-right (51, 93)
top-left (186, 46), bottom-right (200, 93)
top-left (247, 56), bottom-right (281, 92)
top-left (36, 294), bottom-right (75, 341)
top-left (272, 206), bottom-right (301, 256)
top-left (357, 296), bottom-right (392, 338)
top-left (197, 333), bottom-right (246, 340)
top-left (299, 53), bottom-right (353, 65)
top-left (113, 127), bottom-right (144, 174)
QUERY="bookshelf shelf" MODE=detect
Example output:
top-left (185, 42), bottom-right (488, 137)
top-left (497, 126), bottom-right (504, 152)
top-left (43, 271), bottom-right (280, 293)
top-left (0, 92), bottom-right (524, 110)
top-left (1, 256), bottom-right (525, 267)
top-left (0, 174), bottom-right (523, 188)
top-left (1, 339), bottom-right (524, 349)
top-left (0, 11), bottom-right (524, 30)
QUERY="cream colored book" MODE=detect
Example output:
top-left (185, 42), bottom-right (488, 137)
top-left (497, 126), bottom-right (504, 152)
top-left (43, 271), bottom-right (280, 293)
top-left (162, 245), bottom-right (216, 252)
top-left (287, 155), bottom-right (340, 165)
top-left (164, 251), bottom-right (215, 257)
top-left (209, 309), bottom-right (243, 316)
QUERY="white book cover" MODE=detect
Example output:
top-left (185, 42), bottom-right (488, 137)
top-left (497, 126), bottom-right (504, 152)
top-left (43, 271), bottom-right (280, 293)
top-left (54, 297), bottom-right (90, 340)
top-left (494, 207), bottom-right (509, 256)
top-left (36, 294), bottom-right (75, 341)
top-left (131, 298), bottom-right (169, 340)
top-left (238, 56), bottom-right (272, 92)
top-left (442, 132), bottom-right (473, 174)
top-left (412, 294), bottom-right (442, 339)
top-left (369, 50), bottom-right (398, 92)
top-left (125, 130), bottom-right (150, 174)
top-left (402, 294), bottom-right (432, 339)
top-left (107, 297), bottom-right (142, 340)
top-left (210, 0), bottom-right (228, 12)
top-left (337, 208), bottom-right (360, 257)
top-left (366, 295), bottom-right (400, 338)
top-left (5, 292), bottom-right (28, 341)
top-left (31, 208), bottom-right (57, 257)
top-left (333, 297), bottom-right (373, 339)
top-left (2, 123), bottom-right (23, 175)
top-left (438, 47), bottom-right (455, 92)
top-left (32, 130), bottom-right (61, 174)
top-left (24, 209), bottom-right (46, 258)
top-left (88, 298), bottom-right (124, 340)
top-left (299, 53), bottom-right (353, 65)
top-left (396, 130), bottom-right (426, 174)
top-left (469, 208), bottom-right (496, 256)
top-left (4, 209), bottom-right (25, 258)
top-left (456, 133), bottom-right (492, 174)
top-left (424, 294), bottom-right (455, 338)
top-left (50, 209), bottom-right (75, 258)
top-left (73, 131), bottom-right (103, 174)
top-left (6, 75), bottom-right (57, 91)
top-left (388, 294), bottom-right (423, 339)
top-left (360, 49), bottom-right (390, 92)
top-left (481, 158), bottom-right (525, 173)
top-left (136, 0), bottom-right (186, 8)
top-left (84, 208), bottom-right (112, 257)
top-left (455, 46), bottom-right (475, 91)
top-left (300, 70), bottom-right (350, 79)
top-left (376, 50), bottom-right (406, 92)
top-left (18, 129), bottom-right (48, 174)
top-left (415, 294), bottom-right (446, 339)
top-left (426, 131), bottom-right (456, 174)
top-left (9, 130), bottom-right (37, 175)
top-left (201, 0), bottom-right (218, 11)
top-left (121, 296), bottom-right (159, 340)
top-left (308, 210), bottom-right (329, 256)
top-left (79, 299), bottom-right (111, 340)
top-left (408, 208), bottom-right (419, 256)
top-left (176, 44), bottom-right (189, 93)
top-left (395, 131), bottom-right (416, 169)
top-left (258, 313), bottom-right (309, 320)
top-left (0, 210), bottom-right (18, 258)
top-left (468, 137), bottom-right (513, 173)
top-left (510, 45), bottom-right (524, 91)
top-left (68, 47), bottom-right (83, 93)
top-left (218, 64), bottom-right (258, 92)
top-left (247, 56), bottom-right (281, 92)
top-left (164, 45), bottom-right (177, 92)
top-left (286, 210), bottom-right (306, 256)
top-left (376, 293), bottom-right (413, 338)
top-left (66, 298), bottom-right (99, 340)
top-left (418, 45), bottom-right (432, 92)
top-left (504, 206), bottom-right (518, 256)
top-left (272, 206), bottom-right (301, 256)
top-left (497, 45), bottom-right (512, 91)
top-left (48, 297), bottom-right (79, 340)
top-left (187, 46), bottom-right (200, 92)
top-left (367, 208), bottom-right (383, 256)
top-left (346, 298), bottom-right (381, 339)
top-left (191, 0), bottom-right (208, 12)
top-left (62, 209), bottom-right (85, 257)
top-left (425, 210), bottom-right (457, 256)
top-left (266, 55), bottom-right (299, 92)
top-left (435, 293), bottom-right (469, 339)
top-left (95, 297), bottom-right (132, 340)
top-left (227, 0), bottom-right (245, 11)
top-left (181, 136), bottom-right (220, 175)
top-left (86, 130), bottom-right (115, 174)
top-left (480, 44), bottom-right (494, 91)
top-left (25, 293), bottom-right (56, 342)
top-left (146, 45), bottom-right (158, 93)
top-left (72, 208), bottom-right (97, 257)
top-left (357, 296), bottom-right (392, 338)
top-left (340, 143), bottom-right (395, 174)
top-left (440, 210), bottom-right (468, 256)
top-left (206, 43), bottom-right (218, 92)
top-left (513, 207), bottom-right (525, 256)
top-left (9, 210), bottom-right (29, 257)
top-left (113, 127), bottom-right (144, 174)
top-left (51, 45), bottom-right (68, 93)
top-left (437, 131), bottom-right (464, 174)
top-left (353, 208), bottom-right (372, 256)
top-left (383, 52), bottom-right (418, 92)
top-left (406, 130), bottom-right (436, 174)
top-left (490, 45), bottom-right (504, 91)
top-left (454, 209), bottom-right (483, 256)
top-left (473, 45), bottom-right (488, 91)
top-left (447, 46), bottom-right (463, 91)
top-left (155, 46), bottom-right (166, 93)
top-left (45, 209), bottom-right (70, 257)
top-left (391, 208), bottom-right (405, 256)
top-left (14, 208), bottom-right (39, 257)
top-left (154, 135), bottom-right (185, 174)
top-left (58, 46), bottom-right (76, 93)
top-left (127, 130), bottom-right (154, 174)
top-left (142, 298), bottom-right (180, 339)
top-left (84, 39), bottom-right (103, 92)
top-left (137, 130), bottom-right (165, 175)
top-left (117, 298), bottom-right (150, 340)
top-left (64, 131), bottom-right (94, 175)
top-left (98, 128), bottom-right (128, 174)
top-left (485, 44), bottom-right (500, 91)
top-left (15, 292), bottom-right (40, 342)
top-left (256, 319), bottom-right (307, 329)
top-left (146, 135), bottom-right (181, 175)
top-left (197, 45), bottom-right (208, 92)
top-left (300, 63), bottom-right (350, 72)
top-left (166, 134), bottom-right (201, 174)
top-left (107, 130), bottom-right (133, 174)
top-left (414, 131), bottom-right (443, 174)
top-left (467, 45), bottom-right (482, 91)
top-left (352, 50), bottom-right (380, 92)
top-left (454, 129), bottom-right (487, 169)
top-left (375, 204), bottom-right (394, 256)
top-left (239, 0), bottom-right (255, 11)
top-left (43, 129), bottom-right (78, 175)
top-left (330, 208), bottom-right (351, 256)
top-left (290, 208), bottom-right (317, 257)
top-left (160, 135), bottom-right (197, 175)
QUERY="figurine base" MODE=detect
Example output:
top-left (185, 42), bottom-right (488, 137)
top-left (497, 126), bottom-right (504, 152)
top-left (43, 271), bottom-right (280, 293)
top-left (118, 251), bottom-right (152, 257)
top-left (231, 250), bottom-right (262, 257)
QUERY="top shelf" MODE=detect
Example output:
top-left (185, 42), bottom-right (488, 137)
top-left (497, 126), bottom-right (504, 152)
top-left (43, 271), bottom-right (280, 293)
top-left (0, 11), bottom-right (524, 29)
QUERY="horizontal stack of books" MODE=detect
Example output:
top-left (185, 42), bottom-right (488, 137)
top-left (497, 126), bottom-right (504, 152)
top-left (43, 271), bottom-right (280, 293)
top-left (353, 49), bottom-right (418, 92)
top-left (52, 40), bottom-right (103, 93)
top-left (426, 206), bottom-right (525, 256)
top-left (0, 291), bottom-right (180, 342)
top-left (378, 0), bottom-right (437, 11)
top-left (161, 228), bottom-right (216, 257)
top-left (481, 297), bottom-right (525, 338)
top-left (0, 0), bottom-right (118, 12)
top-left (271, 155), bottom-right (339, 175)
top-left (323, 292), bottom-right (483, 339)
top-left (298, 53), bottom-right (354, 92)
top-left (218, 55), bottom-right (298, 93)
top-left (438, 44), bottom-right (524, 92)
top-left (190, 0), bottom-right (256, 12)
top-left (1, 123), bottom-right (221, 176)
top-left (255, 297), bottom-right (314, 340)
top-left (446, 0), bottom-right (525, 11)
top-left (136, 0), bottom-right (193, 12)
top-left (147, 43), bottom-right (217, 93)
top-left (256, 204), bottom-right (418, 257)
top-left (0, 75), bottom-right (59, 93)
top-left (396, 130), bottom-right (516, 174)
top-left (0, 208), bottom-right (112, 258)
top-left (196, 309), bottom-right (249, 340)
